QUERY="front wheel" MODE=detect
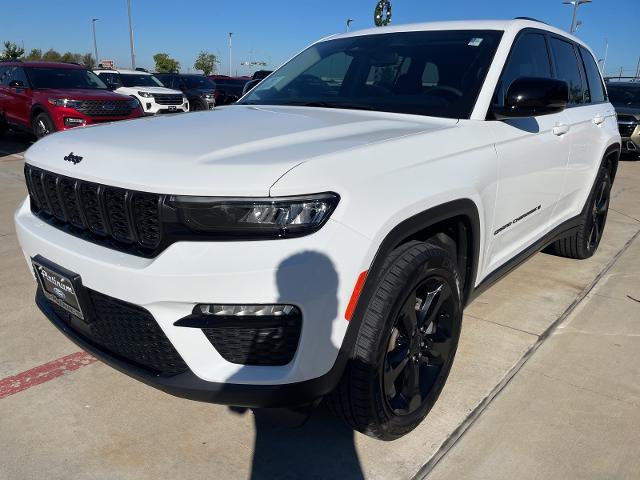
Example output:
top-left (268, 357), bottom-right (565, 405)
top-left (328, 240), bottom-right (463, 440)
top-left (32, 112), bottom-right (56, 140)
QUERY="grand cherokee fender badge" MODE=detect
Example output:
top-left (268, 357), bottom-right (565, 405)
top-left (63, 152), bottom-right (83, 165)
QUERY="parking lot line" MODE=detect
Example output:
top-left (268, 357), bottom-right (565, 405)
top-left (0, 351), bottom-right (96, 400)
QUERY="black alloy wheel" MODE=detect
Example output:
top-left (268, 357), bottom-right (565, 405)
top-left (328, 240), bottom-right (463, 440)
top-left (32, 112), bottom-right (56, 140)
top-left (383, 277), bottom-right (455, 415)
top-left (586, 175), bottom-right (610, 253)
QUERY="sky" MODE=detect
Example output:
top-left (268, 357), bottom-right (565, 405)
top-left (1, 0), bottom-right (638, 78)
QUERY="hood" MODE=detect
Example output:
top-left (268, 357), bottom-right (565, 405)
top-left (613, 106), bottom-right (640, 118)
top-left (126, 86), bottom-right (183, 95)
top-left (37, 88), bottom-right (133, 101)
top-left (25, 105), bottom-right (456, 196)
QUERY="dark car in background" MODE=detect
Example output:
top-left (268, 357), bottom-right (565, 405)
top-left (0, 61), bottom-right (143, 139)
top-left (208, 75), bottom-right (250, 105)
top-left (606, 78), bottom-right (640, 157)
top-left (155, 73), bottom-right (216, 111)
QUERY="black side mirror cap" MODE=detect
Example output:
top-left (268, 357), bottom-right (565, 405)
top-left (492, 77), bottom-right (569, 119)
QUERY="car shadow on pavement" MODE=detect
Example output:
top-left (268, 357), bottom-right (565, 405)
top-left (0, 131), bottom-right (32, 155)
top-left (226, 251), bottom-right (365, 480)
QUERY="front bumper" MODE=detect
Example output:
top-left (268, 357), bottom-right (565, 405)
top-left (141, 99), bottom-right (189, 115)
top-left (50, 106), bottom-right (143, 132)
top-left (15, 199), bottom-right (370, 403)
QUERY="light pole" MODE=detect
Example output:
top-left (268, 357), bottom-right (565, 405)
top-left (127, 0), bottom-right (136, 69)
top-left (346, 19), bottom-right (354, 32)
top-left (228, 32), bottom-right (233, 77)
top-left (91, 18), bottom-right (99, 65)
top-left (563, 0), bottom-right (592, 34)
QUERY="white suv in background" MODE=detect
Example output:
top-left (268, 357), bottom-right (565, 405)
top-left (17, 19), bottom-right (620, 440)
top-left (94, 68), bottom-right (189, 115)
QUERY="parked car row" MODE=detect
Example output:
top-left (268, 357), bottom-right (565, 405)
top-left (606, 78), bottom-right (640, 157)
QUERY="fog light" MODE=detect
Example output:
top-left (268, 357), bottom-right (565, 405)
top-left (198, 304), bottom-right (297, 316)
top-left (64, 117), bottom-right (86, 127)
top-left (146, 102), bottom-right (152, 110)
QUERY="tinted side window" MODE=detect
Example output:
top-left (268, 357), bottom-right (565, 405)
top-left (12, 67), bottom-right (29, 86)
top-left (579, 46), bottom-right (606, 103)
top-left (98, 72), bottom-right (122, 86)
top-left (550, 37), bottom-right (584, 105)
top-left (0, 66), bottom-right (8, 85)
top-left (496, 33), bottom-right (551, 105)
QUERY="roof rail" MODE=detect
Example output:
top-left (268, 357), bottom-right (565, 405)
top-left (514, 16), bottom-right (548, 25)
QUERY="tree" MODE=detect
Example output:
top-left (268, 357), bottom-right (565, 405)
top-left (25, 48), bottom-right (42, 60)
top-left (1, 41), bottom-right (25, 60)
top-left (153, 53), bottom-right (180, 73)
top-left (81, 53), bottom-right (96, 69)
top-left (194, 51), bottom-right (218, 76)
top-left (42, 49), bottom-right (61, 61)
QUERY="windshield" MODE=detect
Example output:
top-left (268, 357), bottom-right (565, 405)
top-left (26, 67), bottom-right (108, 90)
top-left (183, 75), bottom-right (215, 89)
top-left (120, 74), bottom-right (164, 88)
top-left (608, 84), bottom-right (640, 108)
top-left (239, 30), bottom-right (502, 119)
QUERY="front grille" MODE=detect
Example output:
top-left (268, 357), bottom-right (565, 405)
top-left (43, 288), bottom-right (189, 376)
top-left (201, 317), bottom-right (302, 366)
top-left (74, 100), bottom-right (133, 117)
top-left (153, 93), bottom-right (183, 105)
top-left (25, 165), bottom-right (162, 256)
top-left (618, 122), bottom-right (638, 138)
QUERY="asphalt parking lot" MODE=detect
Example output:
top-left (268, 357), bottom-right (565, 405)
top-left (1, 132), bottom-right (639, 480)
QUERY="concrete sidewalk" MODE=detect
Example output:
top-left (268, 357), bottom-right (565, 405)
top-left (0, 135), bottom-right (639, 480)
top-left (427, 229), bottom-right (640, 480)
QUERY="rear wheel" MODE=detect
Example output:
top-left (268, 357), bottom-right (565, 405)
top-left (32, 112), bottom-right (56, 140)
top-left (328, 240), bottom-right (463, 440)
top-left (547, 167), bottom-right (611, 259)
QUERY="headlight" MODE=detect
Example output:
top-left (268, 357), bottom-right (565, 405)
top-left (167, 193), bottom-right (339, 238)
top-left (48, 98), bottom-right (83, 110)
top-left (138, 91), bottom-right (154, 98)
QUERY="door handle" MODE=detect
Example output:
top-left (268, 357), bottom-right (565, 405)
top-left (593, 115), bottom-right (605, 125)
top-left (552, 123), bottom-right (570, 136)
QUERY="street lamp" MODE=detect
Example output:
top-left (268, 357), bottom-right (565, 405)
top-left (91, 18), bottom-right (99, 65)
top-left (228, 32), bottom-right (233, 77)
top-left (127, 0), bottom-right (136, 69)
top-left (563, 0), bottom-right (592, 34)
top-left (346, 19), bottom-right (354, 32)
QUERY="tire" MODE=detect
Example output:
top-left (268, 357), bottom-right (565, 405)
top-left (190, 100), bottom-right (206, 111)
top-left (328, 240), bottom-right (463, 440)
top-left (0, 120), bottom-right (6, 137)
top-left (547, 167), bottom-right (611, 259)
top-left (32, 112), bottom-right (56, 140)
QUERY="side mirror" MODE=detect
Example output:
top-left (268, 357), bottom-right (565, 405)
top-left (106, 83), bottom-right (119, 91)
top-left (242, 79), bottom-right (261, 96)
top-left (9, 80), bottom-right (25, 89)
top-left (492, 77), bottom-right (569, 119)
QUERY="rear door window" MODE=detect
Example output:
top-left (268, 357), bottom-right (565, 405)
top-left (550, 37), bottom-right (585, 105)
top-left (578, 46), bottom-right (606, 103)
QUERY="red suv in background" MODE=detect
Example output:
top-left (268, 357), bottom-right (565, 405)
top-left (0, 61), bottom-right (143, 139)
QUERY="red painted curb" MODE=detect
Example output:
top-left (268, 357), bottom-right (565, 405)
top-left (0, 351), bottom-right (96, 400)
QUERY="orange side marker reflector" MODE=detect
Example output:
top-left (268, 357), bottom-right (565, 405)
top-left (345, 270), bottom-right (368, 321)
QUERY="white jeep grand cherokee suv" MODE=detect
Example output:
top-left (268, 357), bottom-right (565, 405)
top-left (94, 68), bottom-right (189, 115)
top-left (16, 19), bottom-right (620, 440)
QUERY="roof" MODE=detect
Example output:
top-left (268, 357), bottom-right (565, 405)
top-left (94, 68), bottom-right (151, 75)
top-left (326, 18), bottom-right (586, 47)
top-left (0, 60), bottom-right (85, 69)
